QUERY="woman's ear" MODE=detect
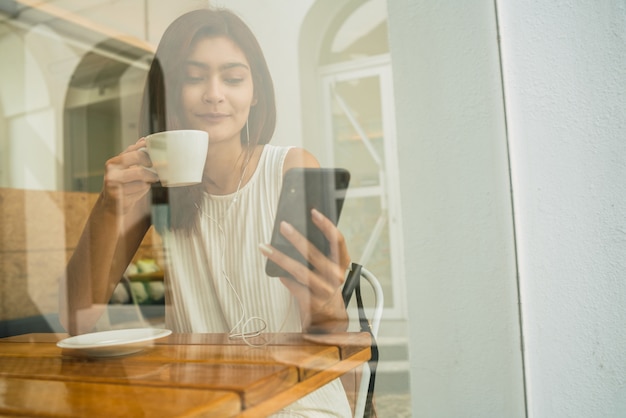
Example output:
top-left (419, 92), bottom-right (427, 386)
top-left (251, 97), bottom-right (258, 106)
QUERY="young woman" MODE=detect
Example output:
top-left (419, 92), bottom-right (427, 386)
top-left (62, 8), bottom-right (353, 417)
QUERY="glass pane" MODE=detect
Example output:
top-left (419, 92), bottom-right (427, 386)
top-left (332, 76), bottom-right (384, 188)
top-left (330, 73), bottom-right (393, 308)
top-left (66, 101), bottom-right (119, 192)
top-left (0, 2), bottom-right (409, 416)
top-left (340, 196), bottom-right (393, 309)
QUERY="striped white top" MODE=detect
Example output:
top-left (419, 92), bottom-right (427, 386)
top-left (160, 144), bottom-right (352, 417)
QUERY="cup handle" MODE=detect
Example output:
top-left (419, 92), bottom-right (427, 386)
top-left (137, 147), bottom-right (157, 174)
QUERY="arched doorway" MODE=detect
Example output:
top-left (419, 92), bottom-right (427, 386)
top-left (64, 40), bottom-right (151, 192)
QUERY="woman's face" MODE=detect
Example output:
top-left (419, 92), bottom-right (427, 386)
top-left (180, 36), bottom-right (255, 146)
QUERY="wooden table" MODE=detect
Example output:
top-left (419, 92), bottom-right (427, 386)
top-left (0, 332), bottom-right (371, 417)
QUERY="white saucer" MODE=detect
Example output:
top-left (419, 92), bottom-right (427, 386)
top-left (57, 328), bottom-right (172, 357)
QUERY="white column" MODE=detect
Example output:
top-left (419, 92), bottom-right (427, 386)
top-left (387, 0), bottom-right (526, 416)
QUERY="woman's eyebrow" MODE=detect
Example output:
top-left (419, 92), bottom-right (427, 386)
top-left (185, 60), bottom-right (249, 71)
top-left (220, 62), bottom-right (250, 71)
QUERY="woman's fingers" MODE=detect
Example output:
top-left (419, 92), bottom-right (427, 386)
top-left (108, 146), bottom-right (152, 171)
top-left (104, 164), bottom-right (158, 188)
top-left (125, 137), bottom-right (148, 153)
top-left (118, 151), bottom-right (152, 170)
top-left (259, 243), bottom-right (313, 286)
top-left (261, 208), bottom-right (351, 293)
top-left (259, 211), bottom-right (351, 332)
top-left (273, 209), bottom-right (350, 285)
top-left (101, 139), bottom-right (158, 214)
top-left (104, 138), bottom-right (156, 183)
top-left (279, 222), bottom-right (325, 267)
top-left (259, 243), bottom-right (336, 297)
top-left (278, 221), bottom-right (344, 288)
top-left (310, 209), bottom-right (350, 271)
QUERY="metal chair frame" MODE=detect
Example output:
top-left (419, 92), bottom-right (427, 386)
top-left (343, 264), bottom-right (384, 418)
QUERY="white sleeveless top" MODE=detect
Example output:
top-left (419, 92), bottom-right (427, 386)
top-left (159, 144), bottom-right (352, 417)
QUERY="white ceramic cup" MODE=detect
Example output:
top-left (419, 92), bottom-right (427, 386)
top-left (145, 130), bottom-right (208, 187)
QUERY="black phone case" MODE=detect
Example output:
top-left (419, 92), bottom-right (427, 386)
top-left (265, 168), bottom-right (350, 278)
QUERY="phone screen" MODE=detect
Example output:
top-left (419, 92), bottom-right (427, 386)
top-left (265, 167), bottom-right (350, 278)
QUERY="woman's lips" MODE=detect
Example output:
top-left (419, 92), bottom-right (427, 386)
top-left (197, 112), bottom-right (229, 123)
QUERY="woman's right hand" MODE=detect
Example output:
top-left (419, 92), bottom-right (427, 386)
top-left (102, 138), bottom-right (159, 215)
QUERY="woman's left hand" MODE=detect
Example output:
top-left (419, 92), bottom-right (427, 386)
top-left (260, 208), bottom-right (350, 333)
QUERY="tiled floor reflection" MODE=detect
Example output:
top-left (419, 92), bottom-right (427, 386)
top-left (375, 393), bottom-right (412, 417)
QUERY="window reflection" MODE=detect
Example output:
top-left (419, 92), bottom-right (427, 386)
top-left (0, 1), bottom-right (411, 415)
top-left (320, 0), bottom-right (389, 65)
top-left (64, 43), bottom-right (150, 192)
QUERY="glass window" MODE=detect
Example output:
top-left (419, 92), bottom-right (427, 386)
top-left (0, 2), bottom-right (410, 416)
top-left (64, 48), bottom-right (149, 192)
top-left (314, 0), bottom-right (411, 413)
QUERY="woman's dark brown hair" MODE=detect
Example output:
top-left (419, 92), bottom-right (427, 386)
top-left (139, 8), bottom-right (277, 230)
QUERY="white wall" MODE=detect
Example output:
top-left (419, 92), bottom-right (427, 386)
top-left (387, 0), bottom-right (526, 416)
top-left (498, 2), bottom-right (626, 417)
top-left (388, 0), bottom-right (626, 416)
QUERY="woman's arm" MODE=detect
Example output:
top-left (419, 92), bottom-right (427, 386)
top-left (260, 148), bottom-right (351, 333)
top-left (60, 139), bottom-right (158, 335)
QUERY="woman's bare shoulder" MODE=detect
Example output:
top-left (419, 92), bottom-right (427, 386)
top-left (283, 147), bottom-right (320, 174)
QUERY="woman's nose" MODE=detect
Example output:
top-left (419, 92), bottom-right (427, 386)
top-left (202, 79), bottom-right (224, 103)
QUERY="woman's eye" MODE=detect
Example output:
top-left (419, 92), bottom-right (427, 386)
top-left (185, 75), bottom-right (204, 83)
top-left (225, 77), bottom-right (244, 85)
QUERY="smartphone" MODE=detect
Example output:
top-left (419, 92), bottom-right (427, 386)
top-left (265, 167), bottom-right (351, 278)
